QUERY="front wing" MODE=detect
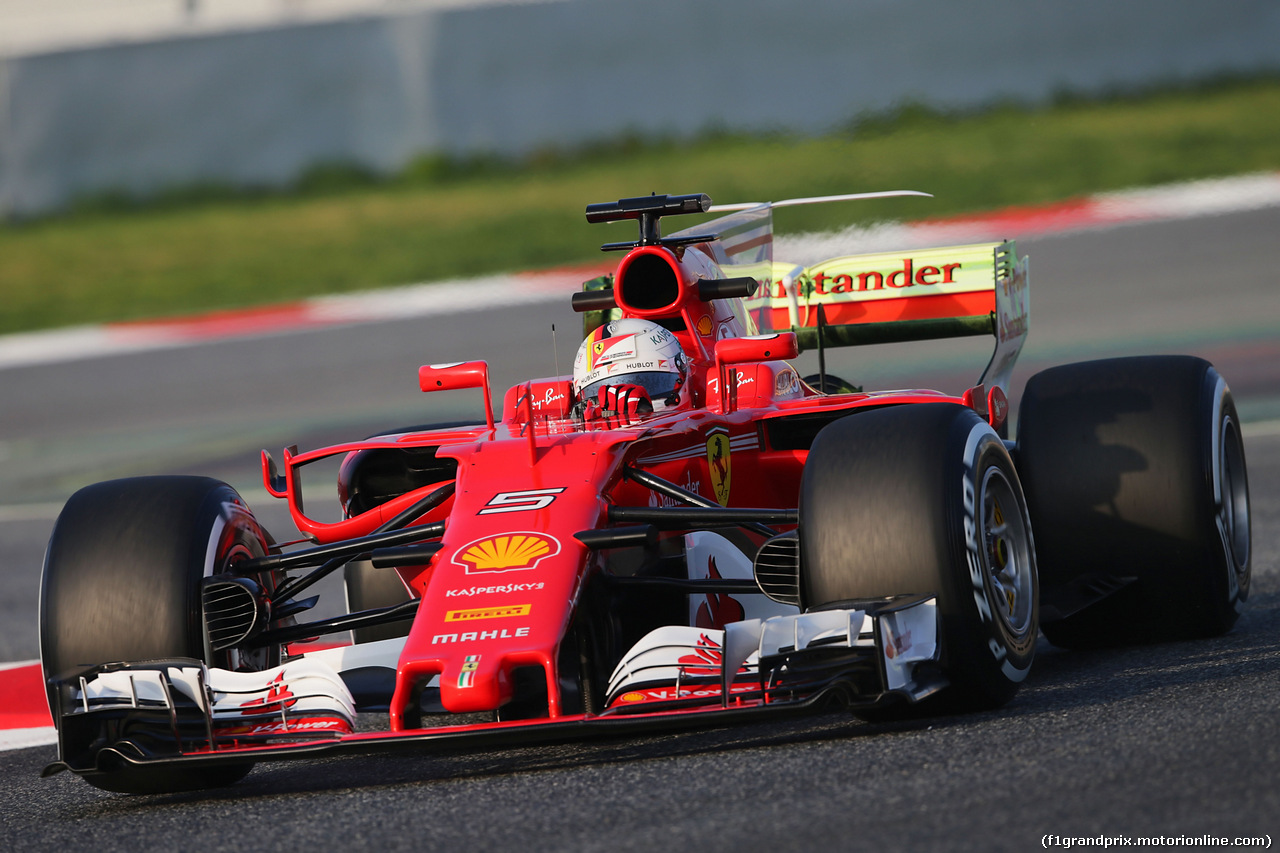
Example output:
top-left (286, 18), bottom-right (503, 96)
top-left (43, 597), bottom-right (941, 780)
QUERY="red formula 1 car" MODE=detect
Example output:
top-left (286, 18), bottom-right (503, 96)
top-left (39, 192), bottom-right (1252, 793)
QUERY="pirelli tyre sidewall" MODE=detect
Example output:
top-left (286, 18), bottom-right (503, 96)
top-left (799, 403), bottom-right (1038, 711)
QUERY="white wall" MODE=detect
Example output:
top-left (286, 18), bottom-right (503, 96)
top-left (2, 0), bottom-right (1278, 217)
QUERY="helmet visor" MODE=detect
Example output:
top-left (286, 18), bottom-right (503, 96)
top-left (580, 371), bottom-right (682, 408)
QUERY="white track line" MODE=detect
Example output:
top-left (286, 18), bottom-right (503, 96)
top-left (0, 270), bottom-right (592, 370)
top-left (0, 727), bottom-right (57, 750)
top-left (0, 658), bottom-right (38, 671)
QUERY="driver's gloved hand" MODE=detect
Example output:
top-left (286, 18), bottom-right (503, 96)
top-left (581, 383), bottom-right (653, 424)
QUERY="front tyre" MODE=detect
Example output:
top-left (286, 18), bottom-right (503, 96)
top-left (40, 476), bottom-right (273, 793)
top-left (800, 404), bottom-right (1038, 711)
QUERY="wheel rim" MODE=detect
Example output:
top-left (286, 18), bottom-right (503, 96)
top-left (980, 467), bottom-right (1035, 638)
top-left (1218, 415), bottom-right (1250, 580)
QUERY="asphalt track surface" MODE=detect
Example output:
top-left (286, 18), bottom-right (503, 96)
top-left (1, 209), bottom-right (1278, 850)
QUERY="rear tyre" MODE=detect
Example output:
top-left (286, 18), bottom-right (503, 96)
top-left (801, 373), bottom-right (860, 395)
top-left (344, 559), bottom-right (413, 643)
top-left (40, 476), bottom-right (273, 793)
top-left (1017, 356), bottom-right (1250, 648)
top-left (800, 404), bottom-right (1038, 712)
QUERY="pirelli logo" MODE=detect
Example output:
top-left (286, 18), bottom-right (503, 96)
top-left (444, 604), bottom-right (532, 622)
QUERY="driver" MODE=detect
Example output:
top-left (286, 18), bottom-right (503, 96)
top-left (572, 319), bottom-right (687, 422)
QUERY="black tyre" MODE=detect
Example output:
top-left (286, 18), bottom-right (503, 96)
top-left (345, 558), bottom-right (413, 643)
top-left (40, 476), bottom-right (273, 793)
top-left (801, 373), bottom-right (861, 395)
top-left (800, 403), bottom-right (1038, 711)
top-left (1017, 356), bottom-right (1250, 647)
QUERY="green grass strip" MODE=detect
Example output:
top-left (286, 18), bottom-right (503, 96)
top-left (2, 77), bottom-right (1279, 335)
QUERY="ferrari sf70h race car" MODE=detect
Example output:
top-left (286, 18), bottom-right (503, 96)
top-left (39, 191), bottom-right (1252, 793)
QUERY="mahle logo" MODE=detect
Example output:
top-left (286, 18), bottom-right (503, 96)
top-left (453, 533), bottom-right (560, 574)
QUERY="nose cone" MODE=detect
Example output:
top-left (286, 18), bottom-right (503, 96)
top-left (439, 650), bottom-right (513, 713)
top-left (388, 436), bottom-right (621, 729)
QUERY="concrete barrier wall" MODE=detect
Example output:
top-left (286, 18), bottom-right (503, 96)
top-left (2, 0), bottom-right (1279, 217)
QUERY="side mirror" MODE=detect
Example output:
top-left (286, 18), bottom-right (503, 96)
top-left (712, 333), bottom-right (799, 413)
top-left (714, 333), bottom-right (799, 365)
top-left (419, 361), bottom-right (494, 430)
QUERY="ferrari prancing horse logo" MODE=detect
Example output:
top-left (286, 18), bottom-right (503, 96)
top-left (706, 430), bottom-right (731, 506)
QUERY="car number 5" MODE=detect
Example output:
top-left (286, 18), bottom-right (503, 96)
top-left (478, 488), bottom-right (567, 514)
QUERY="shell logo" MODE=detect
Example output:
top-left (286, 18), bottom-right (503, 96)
top-left (453, 532), bottom-right (561, 574)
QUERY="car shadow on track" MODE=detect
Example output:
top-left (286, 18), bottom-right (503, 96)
top-left (1008, 598), bottom-right (1280, 715)
top-left (33, 708), bottom-right (959, 815)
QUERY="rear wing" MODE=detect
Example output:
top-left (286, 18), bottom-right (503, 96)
top-left (581, 192), bottom-right (1029, 395)
top-left (747, 241), bottom-right (1030, 393)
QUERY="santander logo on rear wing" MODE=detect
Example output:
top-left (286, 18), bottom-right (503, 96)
top-left (745, 240), bottom-right (1030, 397)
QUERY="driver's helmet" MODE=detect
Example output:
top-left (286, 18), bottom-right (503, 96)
top-left (573, 319), bottom-right (687, 411)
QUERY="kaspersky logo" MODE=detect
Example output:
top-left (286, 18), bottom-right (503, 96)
top-left (453, 532), bottom-right (561, 574)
